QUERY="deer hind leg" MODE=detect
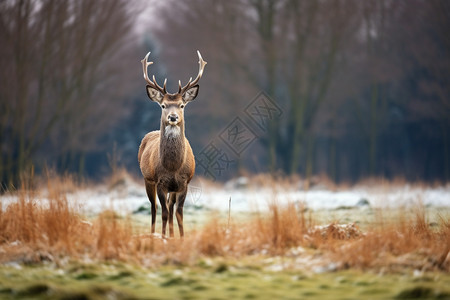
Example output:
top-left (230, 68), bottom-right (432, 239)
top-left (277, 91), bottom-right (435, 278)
top-left (175, 190), bottom-right (187, 238)
top-left (168, 193), bottom-right (176, 238)
top-left (157, 187), bottom-right (169, 237)
top-left (145, 181), bottom-right (157, 234)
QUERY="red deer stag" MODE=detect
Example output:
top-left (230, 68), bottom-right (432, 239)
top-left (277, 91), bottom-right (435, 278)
top-left (138, 51), bottom-right (207, 238)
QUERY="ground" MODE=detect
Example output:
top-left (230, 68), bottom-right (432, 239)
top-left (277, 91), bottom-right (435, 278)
top-left (1, 260), bottom-right (449, 299)
top-left (0, 175), bottom-right (449, 299)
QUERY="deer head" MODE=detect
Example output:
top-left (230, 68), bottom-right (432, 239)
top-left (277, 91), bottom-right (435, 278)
top-left (141, 51), bottom-right (207, 132)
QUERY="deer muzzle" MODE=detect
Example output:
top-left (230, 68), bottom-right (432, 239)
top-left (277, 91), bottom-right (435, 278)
top-left (168, 114), bottom-right (179, 125)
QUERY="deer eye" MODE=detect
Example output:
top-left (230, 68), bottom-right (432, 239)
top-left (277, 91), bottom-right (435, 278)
top-left (180, 104), bottom-right (185, 109)
top-left (161, 104), bottom-right (166, 109)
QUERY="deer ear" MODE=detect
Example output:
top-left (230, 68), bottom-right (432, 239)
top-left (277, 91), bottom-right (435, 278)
top-left (182, 85), bottom-right (199, 103)
top-left (146, 86), bottom-right (164, 103)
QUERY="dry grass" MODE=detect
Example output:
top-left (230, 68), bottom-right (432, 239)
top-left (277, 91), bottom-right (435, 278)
top-left (0, 180), bottom-right (449, 273)
top-left (332, 208), bottom-right (450, 271)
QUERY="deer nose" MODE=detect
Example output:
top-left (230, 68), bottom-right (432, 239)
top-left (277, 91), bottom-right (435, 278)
top-left (168, 114), bottom-right (178, 123)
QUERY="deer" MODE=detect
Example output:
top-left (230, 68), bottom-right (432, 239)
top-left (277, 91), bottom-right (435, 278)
top-left (138, 51), bottom-right (207, 238)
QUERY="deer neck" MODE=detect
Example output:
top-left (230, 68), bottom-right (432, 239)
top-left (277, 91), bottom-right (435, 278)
top-left (160, 121), bottom-right (185, 171)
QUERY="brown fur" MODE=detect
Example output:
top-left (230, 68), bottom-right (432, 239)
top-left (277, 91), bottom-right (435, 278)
top-left (139, 51), bottom-right (205, 238)
top-left (138, 95), bottom-right (196, 238)
top-left (138, 129), bottom-right (195, 186)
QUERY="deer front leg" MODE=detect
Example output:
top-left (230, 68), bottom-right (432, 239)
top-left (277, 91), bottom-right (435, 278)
top-left (175, 190), bottom-right (187, 238)
top-left (145, 181), bottom-right (157, 234)
top-left (157, 187), bottom-right (169, 237)
top-left (168, 193), bottom-right (176, 238)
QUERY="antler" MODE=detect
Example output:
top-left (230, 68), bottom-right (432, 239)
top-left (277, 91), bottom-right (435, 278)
top-left (141, 52), bottom-right (167, 94)
top-left (178, 50), bottom-right (207, 94)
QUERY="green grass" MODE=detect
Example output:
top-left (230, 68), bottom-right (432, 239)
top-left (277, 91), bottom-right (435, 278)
top-left (1, 259), bottom-right (449, 300)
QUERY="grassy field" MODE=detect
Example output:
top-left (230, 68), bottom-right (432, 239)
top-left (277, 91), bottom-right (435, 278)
top-left (0, 176), bottom-right (449, 299)
top-left (1, 260), bottom-right (449, 299)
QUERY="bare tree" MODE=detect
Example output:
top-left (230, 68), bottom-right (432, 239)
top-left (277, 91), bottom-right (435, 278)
top-left (279, 0), bottom-right (359, 178)
top-left (0, 0), bottom-right (140, 188)
top-left (137, 0), bottom-right (450, 183)
top-left (397, 0), bottom-right (450, 180)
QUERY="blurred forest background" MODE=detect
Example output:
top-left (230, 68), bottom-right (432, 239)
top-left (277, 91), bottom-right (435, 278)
top-left (1, 0), bottom-right (449, 189)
